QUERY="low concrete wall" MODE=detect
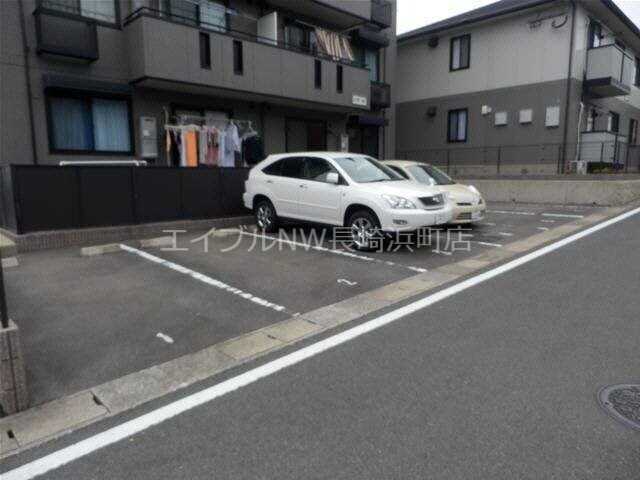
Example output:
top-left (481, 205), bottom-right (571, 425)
top-left (466, 179), bottom-right (640, 206)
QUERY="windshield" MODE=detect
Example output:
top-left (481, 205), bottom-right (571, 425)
top-left (335, 155), bottom-right (404, 183)
top-left (407, 164), bottom-right (456, 185)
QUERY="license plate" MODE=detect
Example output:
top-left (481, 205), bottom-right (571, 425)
top-left (471, 211), bottom-right (482, 220)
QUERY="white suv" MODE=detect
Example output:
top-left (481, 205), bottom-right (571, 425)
top-left (243, 152), bottom-right (454, 249)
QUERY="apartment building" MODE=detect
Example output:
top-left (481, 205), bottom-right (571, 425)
top-left (0, 0), bottom-right (396, 168)
top-left (396, 0), bottom-right (640, 174)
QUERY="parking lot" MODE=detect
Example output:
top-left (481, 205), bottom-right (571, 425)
top-left (3, 202), bottom-right (601, 406)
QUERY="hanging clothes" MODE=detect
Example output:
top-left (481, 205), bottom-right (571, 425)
top-left (184, 130), bottom-right (198, 167)
top-left (220, 123), bottom-right (240, 167)
top-left (242, 132), bottom-right (264, 166)
top-left (198, 129), bottom-right (208, 165)
top-left (179, 131), bottom-right (188, 167)
top-left (206, 127), bottom-right (219, 166)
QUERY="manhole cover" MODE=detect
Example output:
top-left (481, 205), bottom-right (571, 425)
top-left (598, 384), bottom-right (640, 431)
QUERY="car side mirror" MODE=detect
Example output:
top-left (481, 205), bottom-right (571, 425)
top-left (326, 172), bottom-right (340, 184)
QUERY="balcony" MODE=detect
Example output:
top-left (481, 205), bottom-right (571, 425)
top-left (124, 9), bottom-right (371, 112)
top-left (370, 81), bottom-right (390, 109)
top-left (33, 8), bottom-right (98, 62)
top-left (584, 44), bottom-right (633, 97)
top-left (371, 0), bottom-right (392, 28)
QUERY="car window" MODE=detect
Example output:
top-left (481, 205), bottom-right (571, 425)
top-left (388, 165), bottom-right (410, 179)
top-left (303, 157), bottom-right (337, 182)
top-left (407, 165), bottom-right (455, 185)
top-left (334, 155), bottom-right (403, 183)
top-left (262, 160), bottom-right (282, 176)
top-left (280, 157), bottom-right (304, 178)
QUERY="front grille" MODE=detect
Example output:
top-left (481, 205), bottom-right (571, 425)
top-left (456, 212), bottom-right (472, 220)
top-left (419, 194), bottom-right (445, 208)
top-left (456, 202), bottom-right (472, 206)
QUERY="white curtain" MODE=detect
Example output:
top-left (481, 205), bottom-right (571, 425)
top-left (92, 99), bottom-right (131, 151)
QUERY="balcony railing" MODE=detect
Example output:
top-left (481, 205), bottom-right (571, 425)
top-left (124, 7), bottom-right (365, 69)
top-left (585, 44), bottom-right (633, 97)
top-left (34, 8), bottom-right (98, 61)
top-left (371, 0), bottom-right (392, 28)
top-left (370, 81), bottom-right (390, 109)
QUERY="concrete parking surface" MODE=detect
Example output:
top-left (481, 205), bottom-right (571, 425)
top-left (1, 203), bottom-right (638, 479)
top-left (3, 202), bottom-right (601, 406)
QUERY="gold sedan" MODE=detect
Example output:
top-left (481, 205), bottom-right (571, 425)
top-left (383, 160), bottom-right (486, 224)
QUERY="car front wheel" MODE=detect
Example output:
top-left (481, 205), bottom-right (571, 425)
top-left (255, 199), bottom-right (278, 233)
top-left (347, 210), bottom-right (381, 251)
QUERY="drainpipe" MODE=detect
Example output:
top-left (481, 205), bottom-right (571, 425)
top-left (18, 0), bottom-right (39, 165)
top-left (560, 0), bottom-right (577, 174)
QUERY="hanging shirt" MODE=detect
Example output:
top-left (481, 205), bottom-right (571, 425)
top-left (184, 130), bottom-right (198, 167)
top-left (198, 129), bottom-right (208, 165)
top-left (206, 127), bottom-right (218, 166)
top-left (220, 123), bottom-right (241, 167)
top-left (179, 131), bottom-right (188, 167)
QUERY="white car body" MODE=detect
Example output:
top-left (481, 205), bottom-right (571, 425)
top-left (243, 152), bottom-right (455, 232)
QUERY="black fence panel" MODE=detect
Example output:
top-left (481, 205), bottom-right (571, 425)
top-left (3, 166), bottom-right (251, 233)
top-left (0, 166), bottom-right (17, 230)
top-left (219, 168), bottom-right (250, 215)
top-left (181, 168), bottom-right (224, 219)
top-left (134, 168), bottom-right (182, 223)
top-left (13, 166), bottom-right (81, 232)
top-left (79, 167), bottom-right (135, 227)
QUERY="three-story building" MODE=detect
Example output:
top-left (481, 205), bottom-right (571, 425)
top-left (0, 0), bottom-right (396, 167)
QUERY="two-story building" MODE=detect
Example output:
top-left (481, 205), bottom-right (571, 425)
top-left (0, 0), bottom-right (396, 168)
top-left (396, 0), bottom-right (640, 175)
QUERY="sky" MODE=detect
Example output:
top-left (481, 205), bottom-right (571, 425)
top-left (397, 0), bottom-right (640, 35)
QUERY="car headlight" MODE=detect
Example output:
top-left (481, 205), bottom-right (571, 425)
top-left (467, 185), bottom-right (480, 195)
top-left (382, 194), bottom-right (416, 209)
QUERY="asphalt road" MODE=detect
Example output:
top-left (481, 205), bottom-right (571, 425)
top-left (3, 207), bottom-right (639, 479)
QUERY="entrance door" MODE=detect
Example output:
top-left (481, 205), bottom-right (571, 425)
top-left (286, 118), bottom-right (327, 151)
top-left (348, 125), bottom-right (379, 158)
top-left (307, 121), bottom-right (327, 151)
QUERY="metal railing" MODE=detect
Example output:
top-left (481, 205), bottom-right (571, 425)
top-left (398, 141), bottom-right (640, 176)
top-left (124, 7), bottom-right (366, 69)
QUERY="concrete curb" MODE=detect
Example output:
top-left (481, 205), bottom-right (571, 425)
top-left (1, 200), bottom-right (638, 458)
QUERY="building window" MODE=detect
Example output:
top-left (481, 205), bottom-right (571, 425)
top-left (588, 20), bottom-right (602, 48)
top-left (199, 32), bottom-right (211, 69)
top-left (629, 119), bottom-right (638, 145)
top-left (353, 46), bottom-right (380, 82)
top-left (233, 40), bottom-right (243, 75)
top-left (450, 34), bottom-right (470, 71)
top-left (284, 21), bottom-right (318, 54)
top-left (314, 60), bottom-right (322, 89)
top-left (40, 0), bottom-right (118, 24)
top-left (198, 0), bottom-right (227, 31)
top-left (447, 109), bottom-right (468, 142)
top-left (336, 65), bottom-right (343, 93)
top-left (586, 107), bottom-right (596, 132)
top-left (47, 93), bottom-right (132, 153)
top-left (608, 111), bottom-right (620, 133)
top-left (635, 57), bottom-right (640, 86)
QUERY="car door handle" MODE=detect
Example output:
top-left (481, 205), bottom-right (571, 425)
top-left (299, 184), bottom-right (308, 189)
top-left (266, 180), bottom-right (273, 184)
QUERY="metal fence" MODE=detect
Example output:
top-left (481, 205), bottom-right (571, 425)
top-left (398, 142), bottom-right (640, 177)
top-left (0, 165), bottom-right (250, 234)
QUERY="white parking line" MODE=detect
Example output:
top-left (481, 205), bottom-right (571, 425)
top-left (9, 208), bottom-right (639, 480)
top-left (486, 210), bottom-right (536, 216)
top-left (472, 241), bottom-right (503, 248)
top-left (119, 244), bottom-right (289, 314)
top-left (541, 219), bottom-right (556, 224)
top-left (239, 231), bottom-right (427, 273)
top-left (541, 213), bottom-right (584, 219)
top-left (497, 232), bottom-right (514, 237)
top-left (537, 227), bottom-right (550, 231)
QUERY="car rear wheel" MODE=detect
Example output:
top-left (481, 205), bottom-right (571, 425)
top-left (255, 199), bottom-right (278, 233)
top-left (347, 210), bottom-right (381, 251)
